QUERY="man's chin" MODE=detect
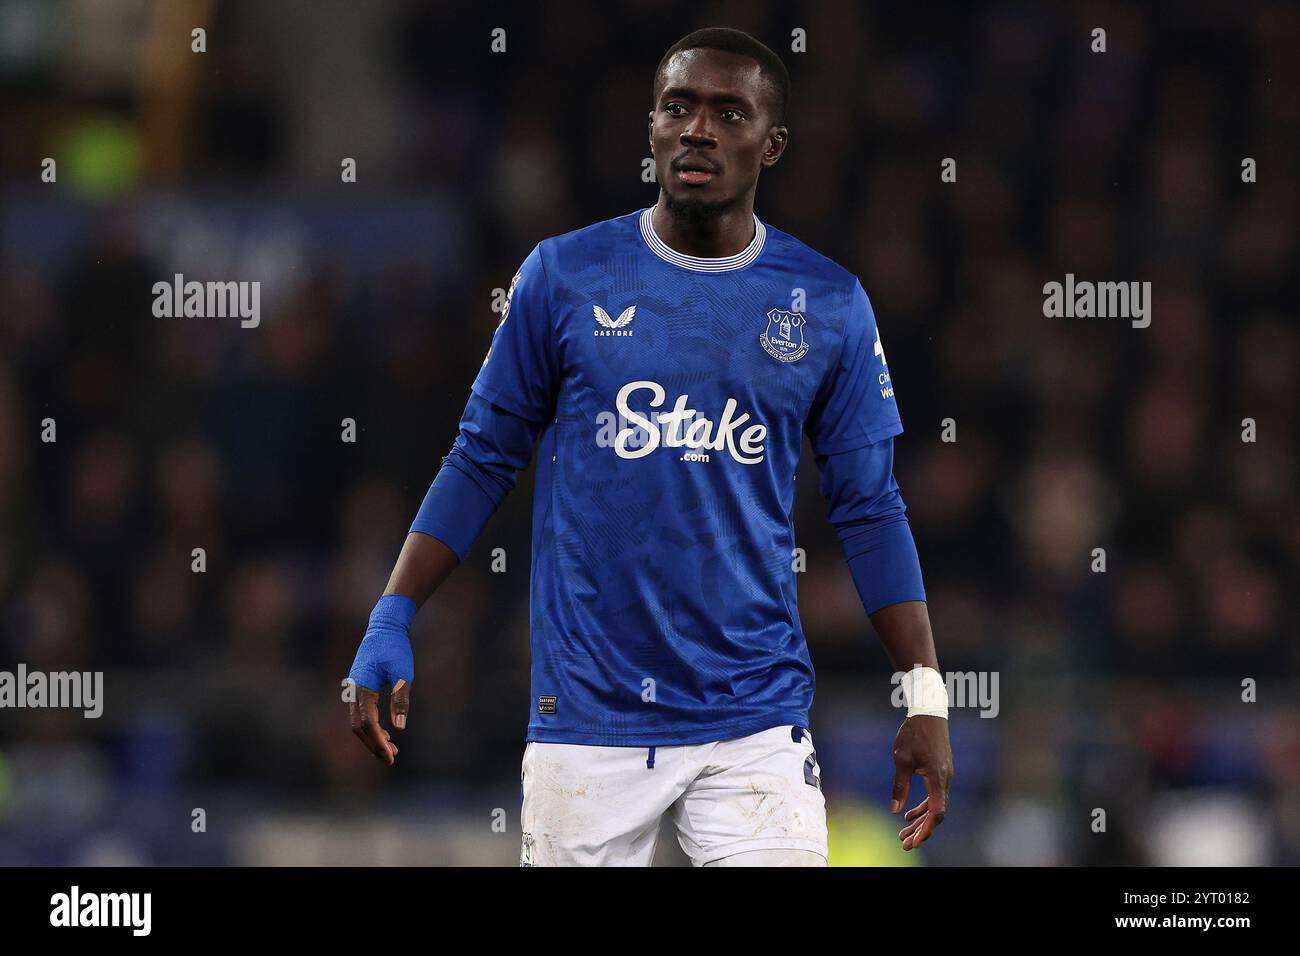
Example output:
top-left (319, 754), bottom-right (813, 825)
top-left (663, 189), bottom-right (740, 226)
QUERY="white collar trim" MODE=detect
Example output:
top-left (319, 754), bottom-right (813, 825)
top-left (639, 206), bottom-right (766, 272)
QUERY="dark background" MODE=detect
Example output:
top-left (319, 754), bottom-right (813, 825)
top-left (0, 0), bottom-right (1297, 865)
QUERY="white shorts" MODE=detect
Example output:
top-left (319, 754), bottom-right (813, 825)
top-left (519, 724), bottom-right (828, 866)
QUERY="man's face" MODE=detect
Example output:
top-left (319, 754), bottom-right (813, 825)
top-left (649, 48), bottom-right (788, 216)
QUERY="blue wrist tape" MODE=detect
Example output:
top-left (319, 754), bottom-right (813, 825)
top-left (347, 594), bottom-right (417, 692)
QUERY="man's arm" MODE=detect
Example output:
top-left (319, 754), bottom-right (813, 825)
top-left (815, 439), bottom-right (954, 851)
top-left (383, 532), bottom-right (459, 607)
top-left (347, 390), bottom-right (550, 764)
top-left (346, 242), bottom-right (559, 765)
top-left (868, 600), bottom-right (937, 671)
top-left (383, 375), bottom-right (549, 607)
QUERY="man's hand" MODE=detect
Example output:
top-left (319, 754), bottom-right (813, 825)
top-left (349, 679), bottom-right (410, 765)
top-left (345, 594), bottom-right (417, 766)
top-left (890, 714), bottom-right (953, 850)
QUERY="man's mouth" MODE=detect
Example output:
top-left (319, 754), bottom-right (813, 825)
top-left (675, 160), bottom-right (719, 186)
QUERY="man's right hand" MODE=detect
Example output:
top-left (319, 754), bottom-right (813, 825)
top-left (345, 594), bottom-right (417, 765)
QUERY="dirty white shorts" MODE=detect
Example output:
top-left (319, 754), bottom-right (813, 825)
top-left (519, 724), bottom-right (828, 866)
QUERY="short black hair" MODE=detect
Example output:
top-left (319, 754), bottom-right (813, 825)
top-left (653, 28), bottom-right (790, 127)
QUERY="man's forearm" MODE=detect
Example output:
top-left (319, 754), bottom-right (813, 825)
top-left (868, 599), bottom-right (939, 673)
top-left (383, 531), bottom-right (460, 608)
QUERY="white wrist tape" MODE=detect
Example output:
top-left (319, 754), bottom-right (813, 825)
top-left (900, 666), bottom-right (948, 719)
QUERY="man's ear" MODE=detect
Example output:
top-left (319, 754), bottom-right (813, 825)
top-left (762, 126), bottom-right (789, 166)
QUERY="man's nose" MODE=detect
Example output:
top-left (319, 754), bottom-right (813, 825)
top-left (681, 113), bottom-right (716, 146)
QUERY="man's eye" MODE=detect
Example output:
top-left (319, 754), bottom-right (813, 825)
top-left (664, 103), bottom-right (685, 115)
top-left (722, 110), bottom-right (744, 121)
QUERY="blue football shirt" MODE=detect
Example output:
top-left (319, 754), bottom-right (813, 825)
top-left (471, 207), bottom-right (903, 746)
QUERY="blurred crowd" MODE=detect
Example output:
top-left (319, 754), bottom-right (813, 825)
top-left (0, 0), bottom-right (1297, 865)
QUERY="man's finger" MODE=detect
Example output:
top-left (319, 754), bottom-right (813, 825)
top-left (899, 813), bottom-right (925, 839)
top-left (900, 812), bottom-right (928, 849)
top-left (350, 709), bottom-right (392, 763)
top-left (901, 783), bottom-right (948, 849)
top-left (920, 762), bottom-right (949, 821)
top-left (890, 761), bottom-right (912, 814)
top-left (349, 686), bottom-right (381, 731)
top-left (391, 678), bottom-right (411, 730)
top-left (368, 724), bottom-right (396, 764)
top-left (908, 811), bottom-right (939, 848)
top-left (352, 724), bottom-right (399, 762)
top-left (349, 688), bottom-right (396, 765)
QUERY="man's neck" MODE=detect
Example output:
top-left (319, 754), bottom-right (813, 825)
top-left (651, 194), bottom-right (756, 259)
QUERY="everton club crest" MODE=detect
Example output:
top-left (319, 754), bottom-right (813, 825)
top-left (760, 308), bottom-right (810, 363)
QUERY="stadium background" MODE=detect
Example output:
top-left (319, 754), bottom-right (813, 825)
top-left (1, 0), bottom-right (1297, 866)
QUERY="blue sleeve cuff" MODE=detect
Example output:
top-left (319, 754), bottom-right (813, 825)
top-left (842, 517), bottom-right (927, 614)
top-left (409, 454), bottom-right (499, 562)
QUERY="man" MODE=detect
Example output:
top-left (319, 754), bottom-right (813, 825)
top-left (346, 27), bottom-right (953, 867)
